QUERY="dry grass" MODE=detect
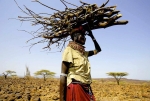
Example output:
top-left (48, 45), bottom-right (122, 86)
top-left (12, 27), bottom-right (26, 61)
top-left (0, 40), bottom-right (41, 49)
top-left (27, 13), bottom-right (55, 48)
top-left (91, 79), bottom-right (150, 101)
top-left (0, 77), bottom-right (150, 101)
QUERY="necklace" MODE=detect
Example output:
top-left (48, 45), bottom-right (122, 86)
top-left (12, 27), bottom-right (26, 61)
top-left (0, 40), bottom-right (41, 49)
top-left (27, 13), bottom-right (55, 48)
top-left (67, 41), bottom-right (85, 54)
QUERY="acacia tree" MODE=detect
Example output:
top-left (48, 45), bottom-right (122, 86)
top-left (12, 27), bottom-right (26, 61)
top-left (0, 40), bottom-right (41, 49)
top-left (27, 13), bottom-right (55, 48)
top-left (107, 72), bottom-right (128, 85)
top-left (2, 70), bottom-right (16, 79)
top-left (34, 69), bottom-right (55, 81)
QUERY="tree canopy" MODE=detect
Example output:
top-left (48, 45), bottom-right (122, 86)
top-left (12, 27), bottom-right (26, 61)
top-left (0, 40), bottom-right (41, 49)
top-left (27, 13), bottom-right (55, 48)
top-left (107, 72), bottom-right (128, 85)
top-left (5, 70), bottom-right (16, 74)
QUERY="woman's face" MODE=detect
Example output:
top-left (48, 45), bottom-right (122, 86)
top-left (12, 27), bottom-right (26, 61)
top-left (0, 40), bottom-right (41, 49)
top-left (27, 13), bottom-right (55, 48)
top-left (76, 34), bottom-right (86, 45)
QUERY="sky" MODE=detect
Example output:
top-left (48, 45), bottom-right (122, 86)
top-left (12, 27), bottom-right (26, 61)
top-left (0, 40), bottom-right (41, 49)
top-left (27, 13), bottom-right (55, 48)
top-left (0, 0), bottom-right (150, 80)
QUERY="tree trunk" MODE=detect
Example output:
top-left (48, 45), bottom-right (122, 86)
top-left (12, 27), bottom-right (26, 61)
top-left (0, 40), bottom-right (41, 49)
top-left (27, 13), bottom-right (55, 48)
top-left (4, 75), bottom-right (7, 79)
top-left (117, 79), bottom-right (120, 85)
top-left (44, 75), bottom-right (46, 81)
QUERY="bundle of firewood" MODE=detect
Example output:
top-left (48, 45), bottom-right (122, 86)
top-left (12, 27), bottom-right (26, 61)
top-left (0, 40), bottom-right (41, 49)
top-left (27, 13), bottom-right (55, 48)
top-left (16, 0), bottom-right (128, 50)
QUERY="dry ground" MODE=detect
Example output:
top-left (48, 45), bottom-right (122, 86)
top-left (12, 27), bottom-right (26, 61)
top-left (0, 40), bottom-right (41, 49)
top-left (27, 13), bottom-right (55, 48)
top-left (0, 77), bottom-right (150, 101)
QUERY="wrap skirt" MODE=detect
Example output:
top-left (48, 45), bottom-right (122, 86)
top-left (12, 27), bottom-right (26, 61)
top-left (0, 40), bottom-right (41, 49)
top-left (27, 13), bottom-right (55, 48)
top-left (66, 82), bottom-right (96, 101)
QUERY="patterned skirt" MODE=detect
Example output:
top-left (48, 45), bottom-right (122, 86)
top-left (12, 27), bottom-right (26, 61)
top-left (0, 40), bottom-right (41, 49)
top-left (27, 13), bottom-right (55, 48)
top-left (66, 81), bottom-right (96, 101)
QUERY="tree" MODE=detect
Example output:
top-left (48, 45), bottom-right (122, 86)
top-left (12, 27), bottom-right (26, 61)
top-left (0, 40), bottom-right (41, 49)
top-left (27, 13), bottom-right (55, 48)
top-left (24, 65), bottom-right (31, 79)
top-left (34, 69), bottom-right (55, 81)
top-left (106, 72), bottom-right (128, 85)
top-left (2, 70), bottom-right (16, 79)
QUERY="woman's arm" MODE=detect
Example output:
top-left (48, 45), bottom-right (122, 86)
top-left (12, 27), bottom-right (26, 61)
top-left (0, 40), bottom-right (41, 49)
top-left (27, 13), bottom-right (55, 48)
top-left (60, 61), bottom-right (70, 101)
top-left (87, 30), bottom-right (101, 57)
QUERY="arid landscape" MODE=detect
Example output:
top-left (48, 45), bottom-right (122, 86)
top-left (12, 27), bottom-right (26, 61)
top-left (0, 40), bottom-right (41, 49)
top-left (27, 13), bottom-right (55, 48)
top-left (0, 77), bottom-right (150, 101)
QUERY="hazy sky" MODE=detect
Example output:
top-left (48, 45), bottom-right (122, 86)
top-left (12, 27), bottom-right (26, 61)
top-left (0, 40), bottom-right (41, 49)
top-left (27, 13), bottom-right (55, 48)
top-left (0, 0), bottom-right (150, 80)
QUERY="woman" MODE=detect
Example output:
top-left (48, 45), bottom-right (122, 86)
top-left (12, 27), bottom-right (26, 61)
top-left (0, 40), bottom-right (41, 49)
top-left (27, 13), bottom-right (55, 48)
top-left (60, 26), bottom-right (101, 101)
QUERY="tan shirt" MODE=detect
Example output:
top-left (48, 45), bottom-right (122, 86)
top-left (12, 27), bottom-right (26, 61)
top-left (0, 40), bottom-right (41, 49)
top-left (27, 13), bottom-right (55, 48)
top-left (62, 46), bottom-right (92, 86)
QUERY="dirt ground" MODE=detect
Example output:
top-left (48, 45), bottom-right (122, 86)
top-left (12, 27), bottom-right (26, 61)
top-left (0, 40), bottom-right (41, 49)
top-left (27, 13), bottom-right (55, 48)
top-left (0, 78), bottom-right (150, 101)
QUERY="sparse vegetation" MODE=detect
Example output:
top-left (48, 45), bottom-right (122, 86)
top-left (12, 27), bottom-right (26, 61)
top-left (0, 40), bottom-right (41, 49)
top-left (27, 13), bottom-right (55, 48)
top-left (0, 78), bottom-right (149, 101)
top-left (107, 72), bottom-right (128, 85)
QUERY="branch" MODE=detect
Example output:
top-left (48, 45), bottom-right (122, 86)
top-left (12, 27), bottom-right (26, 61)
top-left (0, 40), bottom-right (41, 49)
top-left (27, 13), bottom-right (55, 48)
top-left (32, 0), bottom-right (60, 12)
top-left (15, 0), bottom-right (128, 51)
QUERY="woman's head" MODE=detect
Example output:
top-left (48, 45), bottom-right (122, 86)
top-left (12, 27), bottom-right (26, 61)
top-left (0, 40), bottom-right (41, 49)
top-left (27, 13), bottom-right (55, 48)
top-left (71, 32), bottom-right (86, 45)
top-left (70, 26), bottom-right (86, 45)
